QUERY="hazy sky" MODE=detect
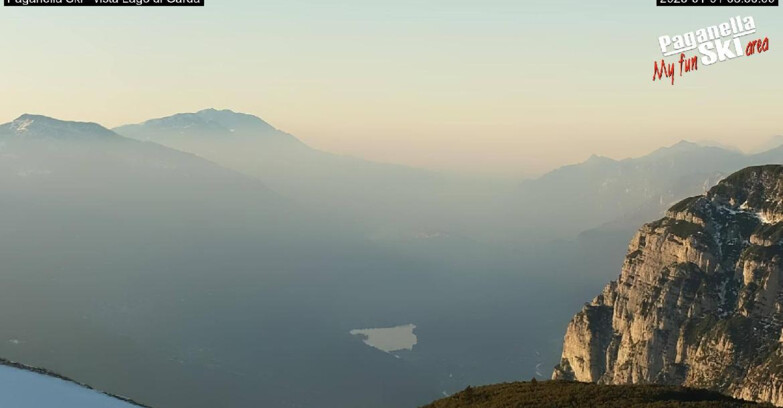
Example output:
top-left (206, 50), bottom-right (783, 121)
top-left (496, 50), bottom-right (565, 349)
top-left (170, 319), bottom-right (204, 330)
top-left (1, 1), bottom-right (781, 176)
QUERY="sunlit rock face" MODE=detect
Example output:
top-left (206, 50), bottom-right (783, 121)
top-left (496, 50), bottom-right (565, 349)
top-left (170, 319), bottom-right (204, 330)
top-left (553, 165), bottom-right (783, 407)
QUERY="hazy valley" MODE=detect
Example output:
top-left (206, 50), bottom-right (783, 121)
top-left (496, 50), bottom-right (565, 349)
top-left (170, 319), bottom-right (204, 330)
top-left (1, 110), bottom-right (783, 407)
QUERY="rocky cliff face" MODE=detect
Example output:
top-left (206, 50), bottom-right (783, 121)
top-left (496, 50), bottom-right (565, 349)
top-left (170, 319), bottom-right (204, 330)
top-left (553, 165), bottom-right (783, 406)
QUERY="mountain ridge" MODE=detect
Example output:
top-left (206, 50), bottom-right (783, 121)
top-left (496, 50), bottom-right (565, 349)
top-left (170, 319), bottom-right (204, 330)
top-left (5, 114), bottom-right (122, 141)
top-left (111, 108), bottom-right (452, 237)
top-left (8, 110), bottom-right (783, 245)
top-left (113, 108), bottom-right (307, 151)
top-left (422, 381), bottom-right (767, 407)
top-left (513, 140), bottom-right (783, 241)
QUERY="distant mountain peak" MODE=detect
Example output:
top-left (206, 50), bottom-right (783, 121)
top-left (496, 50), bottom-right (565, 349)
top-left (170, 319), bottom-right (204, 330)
top-left (672, 139), bottom-right (697, 147)
top-left (585, 154), bottom-right (614, 163)
top-left (656, 139), bottom-right (700, 153)
top-left (114, 109), bottom-right (303, 147)
top-left (196, 108), bottom-right (235, 114)
top-left (2, 114), bottom-right (118, 140)
top-left (12, 113), bottom-right (67, 128)
top-left (642, 139), bottom-right (727, 160)
top-left (10, 115), bottom-right (36, 132)
top-left (15, 113), bottom-right (42, 121)
top-left (128, 109), bottom-right (276, 134)
top-left (573, 154), bottom-right (617, 169)
top-left (751, 134), bottom-right (783, 153)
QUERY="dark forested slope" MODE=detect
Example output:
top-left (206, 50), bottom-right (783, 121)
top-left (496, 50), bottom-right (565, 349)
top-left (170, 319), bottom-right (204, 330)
top-left (423, 381), bottom-right (767, 408)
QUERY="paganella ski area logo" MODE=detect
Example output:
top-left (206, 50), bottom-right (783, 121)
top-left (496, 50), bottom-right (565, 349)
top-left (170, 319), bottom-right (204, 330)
top-left (653, 16), bottom-right (769, 85)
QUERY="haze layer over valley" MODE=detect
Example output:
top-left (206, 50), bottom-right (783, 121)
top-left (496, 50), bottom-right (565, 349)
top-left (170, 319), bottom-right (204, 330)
top-left (2, 111), bottom-right (782, 407)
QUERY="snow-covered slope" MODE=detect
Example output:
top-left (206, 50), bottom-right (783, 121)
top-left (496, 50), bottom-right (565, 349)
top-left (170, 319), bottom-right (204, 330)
top-left (0, 363), bottom-right (145, 407)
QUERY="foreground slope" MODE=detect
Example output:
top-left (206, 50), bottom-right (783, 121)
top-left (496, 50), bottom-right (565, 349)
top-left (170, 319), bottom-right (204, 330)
top-left (552, 165), bottom-right (783, 405)
top-left (423, 381), bottom-right (764, 408)
top-left (0, 361), bottom-right (146, 408)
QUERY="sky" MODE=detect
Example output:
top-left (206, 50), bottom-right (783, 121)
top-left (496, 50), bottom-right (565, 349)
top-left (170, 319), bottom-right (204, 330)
top-left (1, 0), bottom-right (781, 176)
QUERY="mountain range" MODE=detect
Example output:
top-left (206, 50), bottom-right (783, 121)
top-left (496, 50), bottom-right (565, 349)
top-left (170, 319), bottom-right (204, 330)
top-left (6, 109), bottom-right (783, 245)
top-left (0, 113), bottom-right (324, 264)
top-left (114, 109), bottom-right (447, 234)
top-left (111, 108), bottom-right (783, 246)
top-left (1, 113), bottom-right (275, 203)
top-left (512, 141), bottom-right (783, 241)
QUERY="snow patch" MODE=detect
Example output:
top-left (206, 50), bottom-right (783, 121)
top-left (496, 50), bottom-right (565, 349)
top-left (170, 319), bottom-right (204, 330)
top-left (719, 204), bottom-right (779, 225)
top-left (0, 364), bottom-right (142, 407)
top-left (12, 119), bottom-right (34, 133)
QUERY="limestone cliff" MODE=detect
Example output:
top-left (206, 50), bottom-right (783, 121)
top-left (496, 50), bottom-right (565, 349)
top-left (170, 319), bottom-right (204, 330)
top-left (553, 165), bottom-right (783, 406)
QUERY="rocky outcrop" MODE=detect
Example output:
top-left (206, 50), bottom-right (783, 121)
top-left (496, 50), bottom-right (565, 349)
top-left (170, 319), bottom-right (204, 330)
top-left (553, 165), bottom-right (783, 406)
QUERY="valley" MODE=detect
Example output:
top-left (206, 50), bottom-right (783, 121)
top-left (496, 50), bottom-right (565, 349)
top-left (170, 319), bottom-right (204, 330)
top-left (1, 111), bottom-right (781, 407)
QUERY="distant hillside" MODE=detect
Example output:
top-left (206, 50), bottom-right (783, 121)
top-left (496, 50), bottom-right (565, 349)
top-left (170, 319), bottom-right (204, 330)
top-left (422, 381), bottom-right (766, 408)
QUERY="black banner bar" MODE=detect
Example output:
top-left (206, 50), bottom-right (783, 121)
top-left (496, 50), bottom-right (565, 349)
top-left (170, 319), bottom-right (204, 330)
top-left (658, 0), bottom-right (777, 5)
top-left (5, 0), bottom-right (203, 6)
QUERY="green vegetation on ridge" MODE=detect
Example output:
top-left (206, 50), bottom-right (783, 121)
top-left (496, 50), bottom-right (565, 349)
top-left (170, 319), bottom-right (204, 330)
top-left (422, 381), bottom-right (768, 408)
